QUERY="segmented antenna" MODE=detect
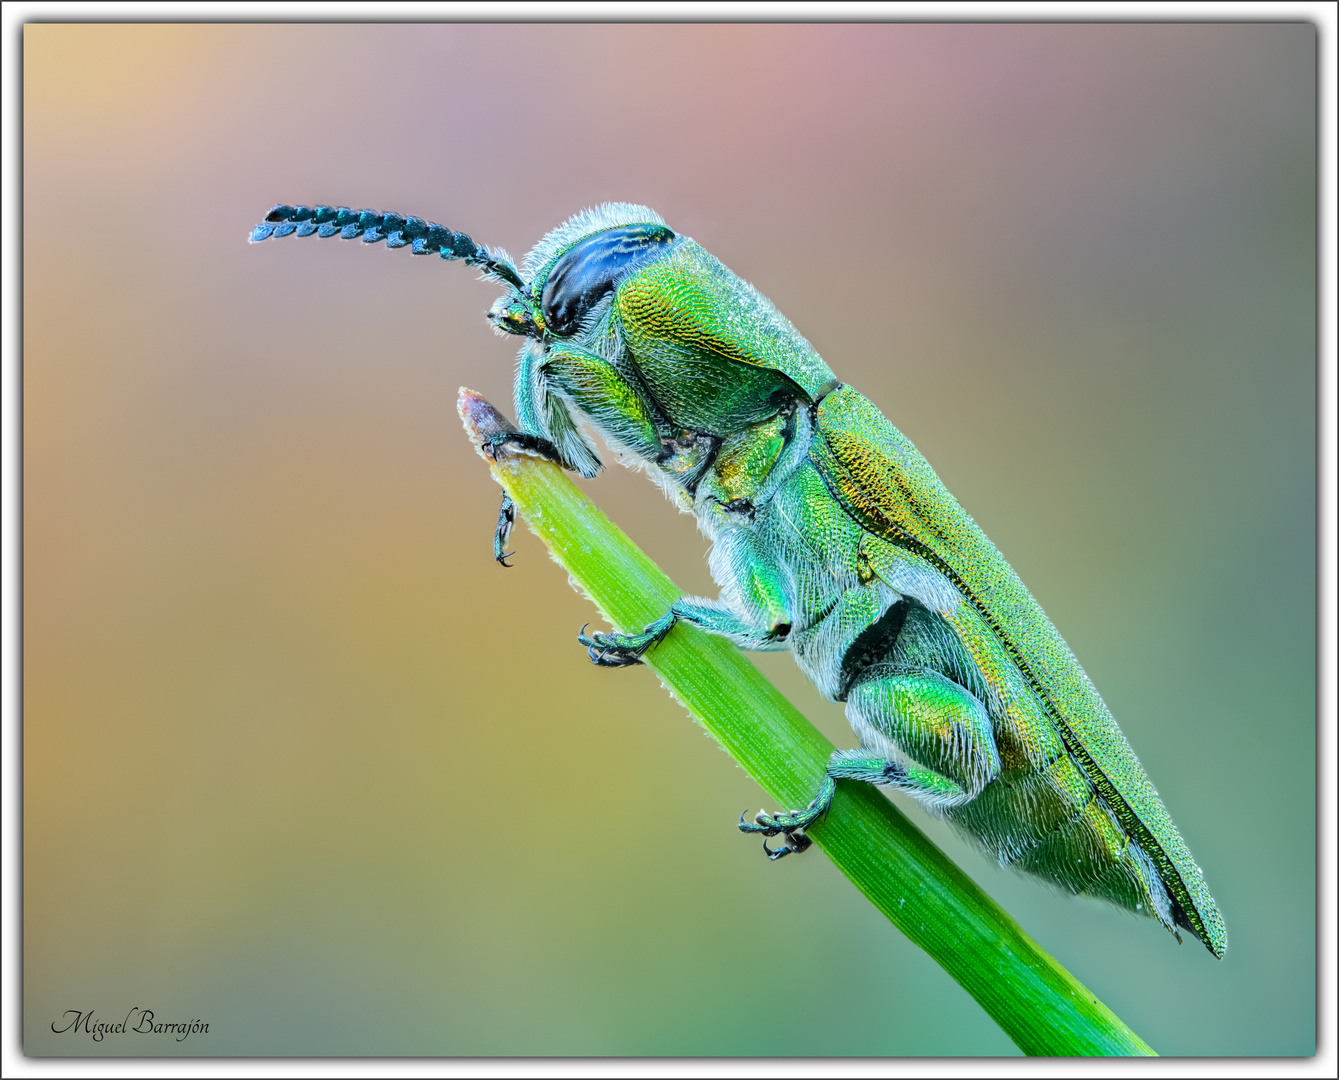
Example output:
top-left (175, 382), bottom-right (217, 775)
top-left (249, 204), bottom-right (523, 289)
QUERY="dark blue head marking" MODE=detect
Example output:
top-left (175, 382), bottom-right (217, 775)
top-left (539, 224), bottom-right (677, 337)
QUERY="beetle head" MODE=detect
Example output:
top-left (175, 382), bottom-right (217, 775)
top-left (488, 204), bottom-right (679, 342)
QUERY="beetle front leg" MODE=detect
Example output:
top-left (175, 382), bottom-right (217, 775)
top-left (541, 343), bottom-right (668, 463)
top-left (478, 425), bottom-right (570, 470)
top-left (494, 492), bottom-right (516, 567)
top-left (463, 386), bottom-right (581, 565)
top-left (481, 429), bottom-right (567, 568)
top-left (513, 340), bottom-right (603, 479)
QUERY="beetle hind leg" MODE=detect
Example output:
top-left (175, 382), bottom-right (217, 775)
top-left (841, 664), bottom-right (1000, 812)
top-left (738, 776), bottom-right (837, 859)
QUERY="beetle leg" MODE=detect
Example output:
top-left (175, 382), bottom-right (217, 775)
top-left (469, 374), bottom-right (567, 470)
top-left (841, 663), bottom-right (1000, 811)
top-left (514, 340), bottom-right (603, 478)
top-left (578, 594), bottom-right (794, 667)
top-left (668, 597), bottom-right (794, 651)
top-left (738, 775), bottom-right (837, 857)
top-left (761, 832), bottom-right (812, 860)
top-left (463, 384), bottom-right (586, 564)
top-left (480, 429), bottom-right (568, 468)
top-left (578, 611), bottom-right (677, 667)
top-left (541, 343), bottom-right (668, 463)
top-left (739, 659), bottom-right (999, 862)
top-left (494, 492), bottom-right (516, 567)
top-left (659, 544), bottom-right (796, 652)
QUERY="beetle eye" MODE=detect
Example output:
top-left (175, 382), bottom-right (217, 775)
top-left (540, 224), bottom-right (676, 336)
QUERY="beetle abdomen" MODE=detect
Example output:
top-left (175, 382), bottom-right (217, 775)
top-left (808, 385), bottom-right (1226, 957)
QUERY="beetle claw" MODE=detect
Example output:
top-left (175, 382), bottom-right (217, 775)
top-left (577, 625), bottom-right (647, 667)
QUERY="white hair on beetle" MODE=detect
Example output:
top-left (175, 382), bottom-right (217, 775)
top-left (521, 203), bottom-right (668, 279)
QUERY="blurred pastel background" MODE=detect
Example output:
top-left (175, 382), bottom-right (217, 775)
top-left (23, 23), bottom-right (1314, 1057)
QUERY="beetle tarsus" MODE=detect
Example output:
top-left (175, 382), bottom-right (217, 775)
top-left (739, 775), bottom-right (834, 859)
top-left (741, 807), bottom-right (817, 835)
top-left (483, 432), bottom-right (565, 468)
top-left (577, 620), bottom-right (675, 667)
top-left (745, 811), bottom-right (815, 860)
top-left (578, 623), bottom-right (643, 667)
top-left (761, 829), bottom-right (812, 860)
top-left (579, 630), bottom-right (646, 667)
top-left (494, 492), bottom-right (517, 566)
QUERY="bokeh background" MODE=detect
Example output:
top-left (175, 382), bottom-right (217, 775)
top-left (23, 23), bottom-right (1315, 1057)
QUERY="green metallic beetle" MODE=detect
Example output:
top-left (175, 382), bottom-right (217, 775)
top-left (250, 201), bottom-right (1226, 958)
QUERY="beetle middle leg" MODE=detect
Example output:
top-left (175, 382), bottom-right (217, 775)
top-left (579, 610), bottom-right (677, 666)
top-left (579, 595), bottom-right (794, 667)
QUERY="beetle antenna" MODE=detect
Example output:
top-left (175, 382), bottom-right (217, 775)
top-left (249, 204), bottom-right (524, 289)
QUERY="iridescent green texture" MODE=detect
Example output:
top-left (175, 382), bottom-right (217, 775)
top-left (252, 199), bottom-right (1224, 962)
top-left (493, 204), bottom-right (1224, 960)
top-left (459, 389), bottom-right (1154, 1057)
top-left (615, 241), bottom-right (836, 418)
top-left (710, 412), bottom-right (788, 506)
top-left (812, 388), bottom-right (1225, 955)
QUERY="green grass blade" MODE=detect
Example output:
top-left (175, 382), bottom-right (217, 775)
top-left (459, 388), bottom-right (1155, 1058)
